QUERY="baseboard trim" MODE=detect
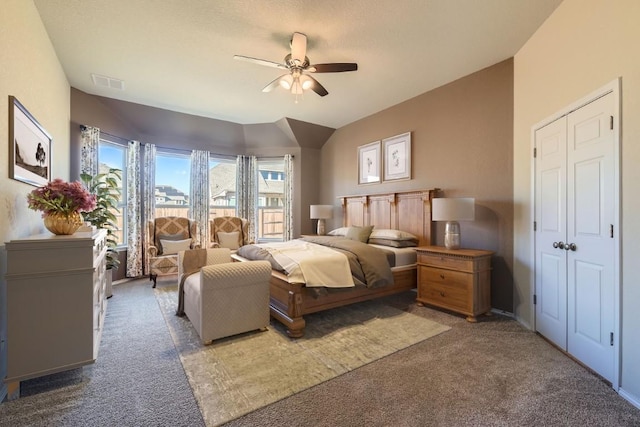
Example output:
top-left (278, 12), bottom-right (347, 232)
top-left (618, 387), bottom-right (640, 410)
top-left (491, 308), bottom-right (514, 318)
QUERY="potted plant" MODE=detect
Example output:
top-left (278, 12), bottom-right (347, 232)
top-left (27, 178), bottom-right (97, 235)
top-left (81, 168), bottom-right (122, 296)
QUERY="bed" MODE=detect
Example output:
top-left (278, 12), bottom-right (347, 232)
top-left (233, 189), bottom-right (439, 337)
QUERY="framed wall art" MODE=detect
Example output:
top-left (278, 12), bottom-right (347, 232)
top-left (9, 96), bottom-right (52, 186)
top-left (358, 140), bottom-right (381, 184)
top-left (383, 132), bottom-right (411, 181)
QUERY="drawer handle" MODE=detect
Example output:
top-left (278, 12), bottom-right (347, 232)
top-left (440, 274), bottom-right (445, 279)
top-left (439, 291), bottom-right (445, 297)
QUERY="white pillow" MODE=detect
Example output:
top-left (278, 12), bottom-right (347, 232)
top-left (217, 231), bottom-right (240, 250)
top-left (369, 229), bottom-right (418, 241)
top-left (327, 227), bottom-right (349, 236)
top-left (160, 238), bottom-right (192, 255)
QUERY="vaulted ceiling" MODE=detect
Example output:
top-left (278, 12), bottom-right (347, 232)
top-left (35, 0), bottom-right (562, 129)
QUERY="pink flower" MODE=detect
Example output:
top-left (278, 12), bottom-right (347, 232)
top-left (27, 179), bottom-right (97, 216)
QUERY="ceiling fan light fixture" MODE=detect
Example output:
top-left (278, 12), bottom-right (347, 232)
top-left (300, 74), bottom-right (313, 90)
top-left (235, 32), bottom-right (357, 100)
top-left (279, 74), bottom-right (293, 90)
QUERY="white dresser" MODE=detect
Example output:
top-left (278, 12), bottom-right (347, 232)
top-left (4, 229), bottom-right (108, 383)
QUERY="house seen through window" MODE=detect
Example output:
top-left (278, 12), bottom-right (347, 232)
top-left (257, 158), bottom-right (285, 241)
top-left (209, 157), bottom-right (237, 221)
top-left (155, 152), bottom-right (191, 219)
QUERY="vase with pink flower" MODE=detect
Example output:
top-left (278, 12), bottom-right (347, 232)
top-left (27, 179), bottom-right (97, 235)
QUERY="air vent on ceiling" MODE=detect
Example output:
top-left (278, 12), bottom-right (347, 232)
top-left (91, 73), bottom-right (125, 90)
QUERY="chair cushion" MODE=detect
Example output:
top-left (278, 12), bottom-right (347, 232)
top-left (149, 254), bottom-right (179, 275)
top-left (157, 232), bottom-right (185, 255)
top-left (161, 238), bottom-right (192, 255)
top-left (217, 231), bottom-right (241, 250)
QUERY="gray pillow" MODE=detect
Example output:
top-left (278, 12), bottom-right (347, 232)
top-left (368, 238), bottom-right (418, 248)
top-left (156, 233), bottom-right (185, 255)
top-left (345, 225), bottom-right (374, 243)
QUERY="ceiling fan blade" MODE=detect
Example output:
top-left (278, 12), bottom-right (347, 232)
top-left (307, 75), bottom-right (329, 97)
top-left (234, 55), bottom-right (287, 70)
top-left (290, 32), bottom-right (307, 65)
top-left (262, 74), bottom-right (289, 92)
top-left (308, 63), bottom-right (358, 73)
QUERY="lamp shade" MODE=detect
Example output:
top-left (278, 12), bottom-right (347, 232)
top-left (310, 205), bottom-right (333, 219)
top-left (431, 198), bottom-right (475, 221)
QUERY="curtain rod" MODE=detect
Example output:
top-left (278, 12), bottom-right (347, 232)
top-left (81, 125), bottom-right (188, 154)
top-left (80, 125), bottom-right (293, 158)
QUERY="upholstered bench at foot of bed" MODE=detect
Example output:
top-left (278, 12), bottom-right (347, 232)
top-left (183, 258), bottom-right (272, 344)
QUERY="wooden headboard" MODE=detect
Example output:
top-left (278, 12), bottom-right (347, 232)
top-left (338, 189), bottom-right (440, 246)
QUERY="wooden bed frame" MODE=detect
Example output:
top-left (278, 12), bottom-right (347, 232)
top-left (240, 189), bottom-right (439, 338)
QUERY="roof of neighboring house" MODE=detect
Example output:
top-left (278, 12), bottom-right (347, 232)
top-left (210, 163), bottom-right (285, 198)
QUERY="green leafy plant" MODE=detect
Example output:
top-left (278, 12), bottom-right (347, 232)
top-left (81, 168), bottom-right (122, 270)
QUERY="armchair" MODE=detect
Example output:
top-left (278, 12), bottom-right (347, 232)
top-left (179, 249), bottom-right (271, 344)
top-left (147, 216), bottom-right (199, 287)
top-left (209, 216), bottom-right (252, 251)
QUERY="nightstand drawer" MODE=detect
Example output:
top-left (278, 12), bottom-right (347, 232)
top-left (419, 280), bottom-right (469, 312)
top-left (417, 252), bottom-right (474, 272)
top-left (420, 266), bottom-right (472, 288)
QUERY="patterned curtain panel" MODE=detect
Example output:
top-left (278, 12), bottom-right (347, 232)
top-left (189, 150), bottom-right (209, 247)
top-left (142, 143), bottom-right (157, 275)
top-left (126, 141), bottom-right (142, 277)
top-left (283, 154), bottom-right (294, 241)
top-left (80, 125), bottom-right (100, 176)
top-left (236, 155), bottom-right (257, 243)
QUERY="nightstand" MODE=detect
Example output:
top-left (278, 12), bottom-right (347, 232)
top-left (415, 246), bottom-right (493, 322)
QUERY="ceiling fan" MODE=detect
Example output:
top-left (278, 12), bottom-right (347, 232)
top-left (234, 32), bottom-right (358, 98)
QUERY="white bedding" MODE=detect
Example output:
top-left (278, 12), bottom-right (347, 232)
top-left (368, 244), bottom-right (417, 267)
top-left (254, 240), bottom-right (355, 288)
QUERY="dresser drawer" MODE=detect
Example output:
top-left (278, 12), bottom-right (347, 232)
top-left (417, 252), bottom-right (474, 272)
top-left (420, 266), bottom-right (472, 288)
top-left (418, 266), bottom-right (471, 312)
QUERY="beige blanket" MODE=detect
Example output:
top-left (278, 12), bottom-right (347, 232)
top-left (176, 248), bottom-right (207, 316)
top-left (257, 240), bottom-right (354, 288)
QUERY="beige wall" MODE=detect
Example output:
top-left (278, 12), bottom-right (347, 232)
top-left (0, 0), bottom-right (70, 241)
top-left (321, 59), bottom-right (514, 311)
top-left (0, 0), bottom-right (71, 400)
top-left (513, 0), bottom-right (640, 402)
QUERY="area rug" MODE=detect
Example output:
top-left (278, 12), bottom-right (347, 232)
top-left (155, 286), bottom-right (450, 426)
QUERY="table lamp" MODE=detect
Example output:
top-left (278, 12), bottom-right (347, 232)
top-left (431, 198), bottom-right (475, 250)
top-left (310, 205), bottom-right (333, 235)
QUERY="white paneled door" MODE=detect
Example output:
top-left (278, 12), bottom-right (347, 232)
top-left (535, 116), bottom-right (568, 349)
top-left (535, 91), bottom-right (617, 384)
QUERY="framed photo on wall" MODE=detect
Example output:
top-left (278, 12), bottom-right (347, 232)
top-left (383, 132), bottom-right (411, 181)
top-left (9, 96), bottom-right (52, 186)
top-left (358, 141), bottom-right (381, 184)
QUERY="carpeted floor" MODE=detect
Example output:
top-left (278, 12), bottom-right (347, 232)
top-left (0, 276), bottom-right (205, 427)
top-left (1, 276), bottom-right (639, 427)
top-left (155, 285), bottom-right (450, 426)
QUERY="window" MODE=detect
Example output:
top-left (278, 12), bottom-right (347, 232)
top-left (155, 152), bottom-right (191, 218)
top-left (98, 140), bottom-right (127, 246)
top-left (257, 158), bottom-right (285, 241)
top-left (208, 156), bottom-right (237, 222)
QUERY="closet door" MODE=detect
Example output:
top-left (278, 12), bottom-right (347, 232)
top-left (566, 93), bottom-right (615, 383)
top-left (535, 116), bottom-right (568, 349)
top-left (535, 92), bottom-right (616, 384)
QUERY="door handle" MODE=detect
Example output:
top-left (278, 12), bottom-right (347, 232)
top-left (553, 241), bottom-right (565, 249)
top-left (564, 243), bottom-right (577, 251)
